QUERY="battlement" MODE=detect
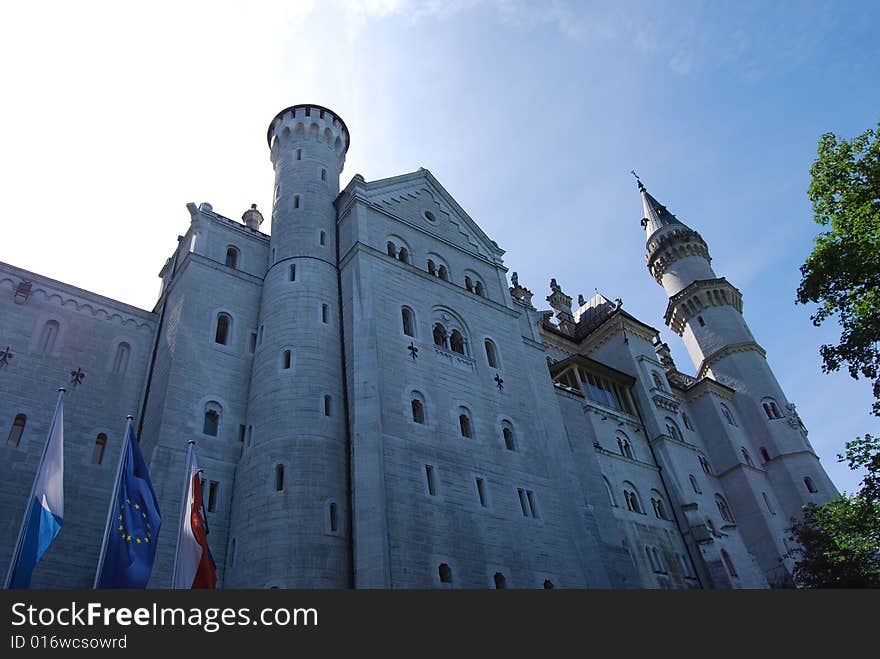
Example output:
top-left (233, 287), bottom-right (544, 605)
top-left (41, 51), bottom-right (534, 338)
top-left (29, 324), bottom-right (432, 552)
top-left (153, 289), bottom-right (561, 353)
top-left (267, 104), bottom-right (350, 157)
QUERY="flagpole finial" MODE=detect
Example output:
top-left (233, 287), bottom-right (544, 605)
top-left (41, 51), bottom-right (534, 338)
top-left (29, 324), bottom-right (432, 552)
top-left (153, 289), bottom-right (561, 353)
top-left (186, 439), bottom-right (195, 446)
top-left (126, 414), bottom-right (134, 420)
top-left (57, 387), bottom-right (67, 393)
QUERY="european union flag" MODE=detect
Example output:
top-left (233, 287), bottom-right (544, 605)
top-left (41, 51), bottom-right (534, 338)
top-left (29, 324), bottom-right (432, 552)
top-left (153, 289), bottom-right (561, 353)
top-left (96, 423), bottom-right (161, 588)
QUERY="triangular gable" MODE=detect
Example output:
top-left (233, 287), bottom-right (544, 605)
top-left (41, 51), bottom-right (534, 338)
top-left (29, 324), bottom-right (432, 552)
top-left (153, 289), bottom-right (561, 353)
top-left (357, 168), bottom-right (505, 263)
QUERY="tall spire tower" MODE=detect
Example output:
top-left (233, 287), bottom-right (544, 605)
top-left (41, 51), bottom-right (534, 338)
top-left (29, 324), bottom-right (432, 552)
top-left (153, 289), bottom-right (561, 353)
top-left (638, 179), bottom-right (836, 524)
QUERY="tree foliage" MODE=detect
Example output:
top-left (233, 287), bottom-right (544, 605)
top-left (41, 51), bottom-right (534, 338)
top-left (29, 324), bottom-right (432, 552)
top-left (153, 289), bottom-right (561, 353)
top-left (787, 434), bottom-right (880, 588)
top-left (796, 122), bottom-right (880, 415)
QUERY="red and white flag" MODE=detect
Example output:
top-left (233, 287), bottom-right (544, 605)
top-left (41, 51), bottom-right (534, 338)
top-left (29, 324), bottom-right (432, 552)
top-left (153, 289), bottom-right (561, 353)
top-left (172, 450), bottom-right (216, 589)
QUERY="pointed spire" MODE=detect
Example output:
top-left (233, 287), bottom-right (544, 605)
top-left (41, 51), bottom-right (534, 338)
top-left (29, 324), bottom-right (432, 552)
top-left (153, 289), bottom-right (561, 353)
top-left (636, 178), bottom-right (683, 238)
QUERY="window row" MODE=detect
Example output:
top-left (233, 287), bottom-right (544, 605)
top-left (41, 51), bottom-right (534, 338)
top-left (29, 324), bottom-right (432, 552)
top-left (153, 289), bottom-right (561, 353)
top-left (214, 305), bottom-right (332, 349)
top-left (26, 320), bottom-right (132, 374)
top-left (401, 306), bottom-right (502, 368)
top-left (605, 479), bottom-right (671, 522)
top-left (423, 464), bottom-right (540, 517)
top-left (201, 396), bottom-right (334, 439)
top-left (5, 418), bottom-right (108, 466)
top-left (555, 367), bottom-right (636, 416)
top-left (409, 395), bottom-right (517, 450)
top-left (385, 238), bottom-right (489, 300)
top-left (436, 564), bottom-right (554, 589)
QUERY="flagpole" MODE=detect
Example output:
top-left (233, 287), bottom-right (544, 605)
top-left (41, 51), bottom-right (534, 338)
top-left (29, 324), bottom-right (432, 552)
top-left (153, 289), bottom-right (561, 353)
top-left (92, 415), bottom-right (134, 589)
top-left (170, 440), bottom-right (195, 589)
top-left (3, 387), bottom-right (65, 589)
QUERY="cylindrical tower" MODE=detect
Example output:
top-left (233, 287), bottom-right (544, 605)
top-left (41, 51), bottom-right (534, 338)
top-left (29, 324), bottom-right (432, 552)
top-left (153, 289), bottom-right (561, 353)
top-left (227, 105), bottom-right (350, 588)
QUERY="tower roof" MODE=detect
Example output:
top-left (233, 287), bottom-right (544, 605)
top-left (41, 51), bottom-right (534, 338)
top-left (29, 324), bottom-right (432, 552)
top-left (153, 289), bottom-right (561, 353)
top-left (638, 179), bottom-right (683, 239)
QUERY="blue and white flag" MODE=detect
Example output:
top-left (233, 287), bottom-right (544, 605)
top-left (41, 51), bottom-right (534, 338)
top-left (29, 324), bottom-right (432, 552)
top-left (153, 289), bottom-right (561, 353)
top-left (8, 392), bottom-right (64, 589)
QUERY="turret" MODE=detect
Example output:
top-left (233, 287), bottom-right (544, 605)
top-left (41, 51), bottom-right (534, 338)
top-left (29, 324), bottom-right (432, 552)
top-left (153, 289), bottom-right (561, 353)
top-left (227, 104), bottom-right (351, 588)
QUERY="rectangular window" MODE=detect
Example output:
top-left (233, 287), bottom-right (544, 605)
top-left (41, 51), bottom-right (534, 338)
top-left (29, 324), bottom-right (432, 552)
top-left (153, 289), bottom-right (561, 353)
top-left (247, 425), bottom-right (253, 447)
top-left (283, 350), bottom-right (291, 369)
top-left (517, 488), bottom-right (529, 516)
top-left (239, 424), bottom-right (246, 442)
top-left (322, 304), bottom-right (329, 324)
top-left (476, 478), bottom-right (487, 507)
top-left (526, 490), bottom-right (539, 518)
top-left (296, 148), bottom-right (302, 161)
top-left (425, 465), bottom-right (437, 496)
top-left (324, 395), bottom-right (332, 417)
top-left (207, 481), bottom-right (219, 512)
top-left (321, 168), bottom-right (327, 182)
top-left (294, 195), bottom-right (300, 209)
top-left (249, 332), bottom-right (257, 353)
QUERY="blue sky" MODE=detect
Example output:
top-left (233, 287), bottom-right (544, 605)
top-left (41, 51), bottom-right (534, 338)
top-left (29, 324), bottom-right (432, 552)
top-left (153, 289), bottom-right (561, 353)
top-left (1, 0), bottom-right (877, 492)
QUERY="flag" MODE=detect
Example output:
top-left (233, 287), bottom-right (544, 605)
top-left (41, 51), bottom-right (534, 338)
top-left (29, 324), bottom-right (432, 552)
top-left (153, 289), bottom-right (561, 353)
top-left (96, 422), bottom-right (161, 588)
top-left (8, 392), bottom-right (64, 589)
top-left (173, 450), bottom-right (216, 589)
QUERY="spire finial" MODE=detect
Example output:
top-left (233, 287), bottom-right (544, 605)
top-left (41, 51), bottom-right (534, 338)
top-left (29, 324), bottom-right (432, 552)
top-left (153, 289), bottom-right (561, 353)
top-left (631, 170), bottom-right (645, 192)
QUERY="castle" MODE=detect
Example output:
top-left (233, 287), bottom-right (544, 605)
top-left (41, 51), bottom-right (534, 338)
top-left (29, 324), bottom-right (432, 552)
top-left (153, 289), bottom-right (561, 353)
top-left (0, 104), bottom-right (837, 589)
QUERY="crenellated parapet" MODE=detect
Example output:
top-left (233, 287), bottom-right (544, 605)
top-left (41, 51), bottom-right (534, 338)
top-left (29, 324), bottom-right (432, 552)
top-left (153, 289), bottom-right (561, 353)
top-left (267, 103), bottom-right (349, 170)
top-left (663, 277), bottom-right (743, 335)
top-left (645, 226), bottom-right (711, 284)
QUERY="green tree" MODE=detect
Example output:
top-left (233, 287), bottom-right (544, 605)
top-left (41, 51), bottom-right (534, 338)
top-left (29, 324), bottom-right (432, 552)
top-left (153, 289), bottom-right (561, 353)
top-left (796, 122), bottom-right (880, 415)
top-left (788, 124), bottom-right (880, 587)
top-left (787, 435), bottom-right (880, 588)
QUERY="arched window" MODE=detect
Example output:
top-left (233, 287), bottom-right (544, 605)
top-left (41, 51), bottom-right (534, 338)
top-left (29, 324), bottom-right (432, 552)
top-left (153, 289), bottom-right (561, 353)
top-left (740, 447), bottom-right (753, 467)
top-left (493, 572), bottom-right (506, 589)
top-left (282, 349), bottom-right (292, 370)
top-left (39, 320), bottom-right (59, 353)
top-left (762, 492), bottom-right (776, 515)
top-left (804, 477), bottom-right (818, 493)
top-left (617, 435), bottom-right (634, 459)
top-left (439, 563), bottom-right (453, 584)
top-left (401, 307), bottom-right (415, 337)
top-left (387, 241), bottom-right (397, 258)
top-left (275, 464), bottom-right (284, 491)
top-left (689, 474), bottom-right (702, 494)
top-left (215, 313), bottom-right (231, 345)
top-left (682, 413), bottom-right (693, 430)
top-left (459, 410), bottom-right (473, 438)
top-left (437, 265), bottom-right (448, 281)
top-left (92, 433), bottom-right (107, 465)
top-left (721, 549), bottom-right (738, 578)
top-left (411, 395), bottom-right (426, 424)
top-left (720, 403), bottom-right (736, 426)
top-left (603, 477), bottom-right (617, 506)
top-left (763, 398), bottom-right (783, 419)
top-left (651, 492), bottom-right (668, 520)
top-left (398, 247), bottom-right (409, 264)
top-left (474, 281), bottom-right (485, 297)
top-left (665, 418), bottom-right (682, 442)
top-left (289, 264), bottom-right (297, 281)
top-left (484, 339), bottom-right (499, 368)
top-left (501, 421), bottom-right (516, 451)
top-left (465, 276), bottom-right (473, 292)
top-left (432, 323), bottom-right (448, 349)
top-left (225, 246), bottom-right (239, 269)
top-left (203, 402), bottom-right (221, 437)
top-left (7, 414), bottom-right (26, 447)
top-left (449, 329), bottom-right (466, 355)
top-left (699, 455), bottom-right (712, 475)
top-left (112, 342), bottom-right (130, 375)
top-left (623, 483), bottom-right (642, 513)
top-left (427, 259), bottom-right (436, 276)
top-left (652, 372), bottom-right (666, 391)
top-left (715, 494), bottom-right (734, 523)
top-left (760, 447), bottom-right (770, 463)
